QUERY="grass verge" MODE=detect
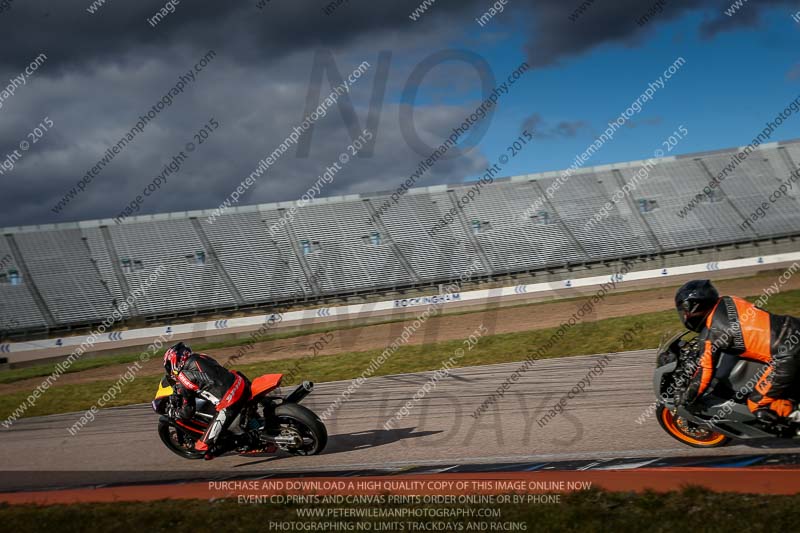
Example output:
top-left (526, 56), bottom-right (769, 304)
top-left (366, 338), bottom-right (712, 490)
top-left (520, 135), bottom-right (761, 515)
top-left (1, 288), bottom-right (798, 420)
top-left (0, 354), bottom-right (146, 385)
top-left (0, 323), bottom-right (359, 385)
top-left (3, 270), bottom-right (795, 386)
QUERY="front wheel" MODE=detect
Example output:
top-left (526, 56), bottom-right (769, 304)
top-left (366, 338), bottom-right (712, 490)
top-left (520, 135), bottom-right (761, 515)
top-left (158, 420), bottom-right (205, 459)
top-left (273, 403), bottom-right (328, 456)
top-left (656, 405), bottom-right (730, 448)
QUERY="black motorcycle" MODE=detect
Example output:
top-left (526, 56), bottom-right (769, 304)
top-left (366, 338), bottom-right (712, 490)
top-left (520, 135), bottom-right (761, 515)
top-left (152, 372), bottom-right (327, 459)
top-left (653, 330), bottom-right (798, 448)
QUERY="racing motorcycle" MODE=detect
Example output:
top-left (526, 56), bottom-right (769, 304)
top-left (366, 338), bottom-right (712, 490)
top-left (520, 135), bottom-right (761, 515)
top-left (152, 373), bottom-right (327, 459)
top-left (653, 330), bottom-right (800, 448)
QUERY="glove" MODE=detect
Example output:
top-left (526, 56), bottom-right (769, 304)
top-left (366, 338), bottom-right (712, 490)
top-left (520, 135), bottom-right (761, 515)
top-left (167, 395), bottom-right (183, 419)
top-left (675, 382), bottom-right (702, 410)
top-left (673, 387), bottom-right (684, 407)
top-left (674, 361), bottom-right (703, 406)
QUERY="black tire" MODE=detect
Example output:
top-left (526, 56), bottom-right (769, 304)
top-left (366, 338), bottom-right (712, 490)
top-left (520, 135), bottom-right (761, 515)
top-left (158, 420), bottom-right (205, 460)
top-left (656, 405), bottom-right (730, 448)
top-left (274, 403), bottom-right (328, 455)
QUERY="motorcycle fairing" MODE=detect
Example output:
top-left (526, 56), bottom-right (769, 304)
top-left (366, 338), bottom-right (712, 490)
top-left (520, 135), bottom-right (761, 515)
top-left (654, 332), bottom-right (781, 440)
top-left (174, 417), bottom-right (208, 435)
top-left (250, 374), bottom-right (283, 399)
top-left (713, 355), bottom-right (765, 397)
top-left (155, 376), bottom-right (174, 399)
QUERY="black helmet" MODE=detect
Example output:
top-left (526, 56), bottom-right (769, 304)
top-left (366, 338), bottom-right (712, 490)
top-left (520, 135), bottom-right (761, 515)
top-left (674, 280), bottom-right (719, 332)
top-left (164, 342), bottom-right (192, 375)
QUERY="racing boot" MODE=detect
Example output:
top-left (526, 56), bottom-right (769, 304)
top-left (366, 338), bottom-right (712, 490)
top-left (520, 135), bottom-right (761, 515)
top-left (754, 408), bottom-right (793, 437)
top-left (203, 442), bottom-right (226, 461)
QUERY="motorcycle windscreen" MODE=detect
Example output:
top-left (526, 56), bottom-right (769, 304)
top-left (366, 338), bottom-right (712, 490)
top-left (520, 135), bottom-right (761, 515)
top-left (154, 375), bottom-right (174, 399)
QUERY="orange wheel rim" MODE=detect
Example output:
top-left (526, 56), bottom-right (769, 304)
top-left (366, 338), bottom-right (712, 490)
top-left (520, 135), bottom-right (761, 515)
top-left (661, 408), bottom-right (727, 446)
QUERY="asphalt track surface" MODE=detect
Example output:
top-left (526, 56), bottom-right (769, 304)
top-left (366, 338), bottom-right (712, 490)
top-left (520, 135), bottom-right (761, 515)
top-left (2, 350), bottom-right (799, 492)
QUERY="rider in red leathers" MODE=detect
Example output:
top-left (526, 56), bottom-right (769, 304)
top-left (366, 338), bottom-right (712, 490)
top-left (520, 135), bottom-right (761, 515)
top-left (163, 342), bottom-right (251, 460)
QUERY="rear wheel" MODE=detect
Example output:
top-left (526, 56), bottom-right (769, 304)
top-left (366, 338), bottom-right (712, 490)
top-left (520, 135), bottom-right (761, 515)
top-left (273, 403), bottom-right (327, 455)
top-left (158, 421), bottom-right (205, 459)
top-left (657, 405), bottom-right (730, 448)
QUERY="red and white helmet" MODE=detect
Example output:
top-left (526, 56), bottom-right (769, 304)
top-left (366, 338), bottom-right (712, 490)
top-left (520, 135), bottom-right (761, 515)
top-left (164, 342), bottom-right (192, 375)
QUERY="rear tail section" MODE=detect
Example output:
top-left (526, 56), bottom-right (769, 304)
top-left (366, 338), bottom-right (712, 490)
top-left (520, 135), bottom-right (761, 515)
top-left (249, 373), bottom-right (283, 400)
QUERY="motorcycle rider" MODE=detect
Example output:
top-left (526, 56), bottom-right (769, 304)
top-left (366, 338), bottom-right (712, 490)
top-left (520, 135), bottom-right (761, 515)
top-left (163, 342), bottom-right (251, 460)
top-left (674, 279), bottom-right (800, 426)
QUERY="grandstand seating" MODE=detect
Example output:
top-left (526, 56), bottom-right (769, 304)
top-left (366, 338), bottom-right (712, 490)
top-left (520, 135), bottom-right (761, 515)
top-left (106, 219), bottom-right (236, 315)
top-left (2, 139), bottom-right (800, 333)
top-left (199, 210), bottom-right (307, 302)
top-left (380, 190), bottom-right (489, 279)
top-left (0, 237), bottom-right (46, 330)
top-left (269, 199), bottom-right (409, 293)
top-left (12, 229), bottom-right (114, 324)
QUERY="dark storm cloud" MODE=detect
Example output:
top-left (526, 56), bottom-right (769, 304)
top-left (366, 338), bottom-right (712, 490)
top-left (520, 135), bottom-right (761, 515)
top-left (0, 0), bottom-right (485, 71)
top-left (520, 113), bottom-right (590, 139)
top-left (523, 0), bottom-right (796, 67)
top-left (0, 0), bottom-right (499, 227)
top-left (520, 113), bottom-right (544, 134)
top-left (551, 119), bottom-right (590, 138)
top-left (0, 36), bottom-right (492, 227)
top-left (0, 0), bottom-right (794, 227)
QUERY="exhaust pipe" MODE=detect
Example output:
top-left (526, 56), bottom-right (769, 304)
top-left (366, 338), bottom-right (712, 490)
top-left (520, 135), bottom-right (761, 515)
top-left (284, 381), bottom-right (314, 404)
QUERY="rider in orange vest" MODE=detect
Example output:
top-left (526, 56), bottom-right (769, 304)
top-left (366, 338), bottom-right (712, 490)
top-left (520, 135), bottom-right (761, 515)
top-left (674, 280), bottom-right (800, 424)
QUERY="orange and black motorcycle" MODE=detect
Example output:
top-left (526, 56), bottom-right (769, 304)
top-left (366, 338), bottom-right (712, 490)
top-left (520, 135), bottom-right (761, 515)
top-left (653, 331), bottom-right (800, 448)
top-left (152, 373), bottom-right (327, 459)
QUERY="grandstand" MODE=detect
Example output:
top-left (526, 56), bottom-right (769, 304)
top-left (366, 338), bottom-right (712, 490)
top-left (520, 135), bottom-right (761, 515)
top-left (2, 139), bottom-right (800, 337)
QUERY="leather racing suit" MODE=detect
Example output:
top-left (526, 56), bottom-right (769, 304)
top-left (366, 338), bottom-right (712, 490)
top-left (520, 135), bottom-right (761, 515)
top-left (172, 352), bottom-right (251, 454)
top-left (682, 295), bottom-right (800, 417)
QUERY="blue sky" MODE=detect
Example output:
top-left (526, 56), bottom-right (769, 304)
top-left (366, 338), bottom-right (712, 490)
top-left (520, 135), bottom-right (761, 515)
top-left (463, 6), bottom-right (800, 181)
